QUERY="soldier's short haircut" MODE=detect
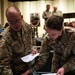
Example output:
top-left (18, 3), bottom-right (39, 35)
top-left (46, 4), bottom-right (50, 7)
top-left (6, 6), bottom-right (21, 16)
top-left (45, 15), bottom-right (64, 31)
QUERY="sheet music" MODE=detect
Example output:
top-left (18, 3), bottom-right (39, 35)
top-left (21, 53), bottom-right (40, 62)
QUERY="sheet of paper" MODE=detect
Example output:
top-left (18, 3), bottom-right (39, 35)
top-left (21, 53), bottom-right (40, 62)
top-left (41, 73), bottom-right (56, 75)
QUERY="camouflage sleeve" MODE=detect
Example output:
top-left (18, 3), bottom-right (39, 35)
top-left (24, 24), bottom-right (33, 54)
top-left (62, 40), bottom-right (75, 73)
top-left (28, 27), bottom-right (33, 53)
top-left (29, 37), bottom-right (50, 73)
top-left (51, 51), bottom-right (60, 73)
top-left (0, 38), bottom-right (13, 75)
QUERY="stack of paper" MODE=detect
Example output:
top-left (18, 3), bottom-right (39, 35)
top-left (41, 73), bottom-right (56, 75)
top-left (21, 53), bottom-right (40, 62)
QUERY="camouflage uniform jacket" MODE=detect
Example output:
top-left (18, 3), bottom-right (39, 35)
top-left (50, 29), bottom-right (75, 73)
top-left (0, 21), bottom-right (33, 75)
top-left (30, 28), bottom-right (75, 74)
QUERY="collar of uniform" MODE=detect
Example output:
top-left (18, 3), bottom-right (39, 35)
top-left (58, 29), bottom-right (68, 44)
top-left (10, 27), bottom-right (22, 35)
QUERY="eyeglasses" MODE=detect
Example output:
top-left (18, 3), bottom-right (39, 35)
top-left (8, 19), bottom-right (21, 25)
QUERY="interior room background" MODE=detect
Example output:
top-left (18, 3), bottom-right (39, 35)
top-left (0, 0), bottom-right (75, 37)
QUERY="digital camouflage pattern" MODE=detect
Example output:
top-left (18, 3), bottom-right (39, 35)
top-left (36, 28), bottom-right (75, 74)
top-left (0, 21), bottom-right (33, 75)
top-left (51, 28), bottom-right (75, 73)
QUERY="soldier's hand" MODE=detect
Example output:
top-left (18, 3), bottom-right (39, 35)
top-left (56, 67), bottom-right (64, 75)
top-left (32, 46), bottom-right (38, 55)
top-left (21, 70), bottom-right (30, 75)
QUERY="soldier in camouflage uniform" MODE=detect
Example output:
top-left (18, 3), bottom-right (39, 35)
top-left (39, 15), bottom-right (75, 75)
top-left (0, 6), bottom-right (37, 75)
top-left (0, 6), bottom-right (32, 75)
